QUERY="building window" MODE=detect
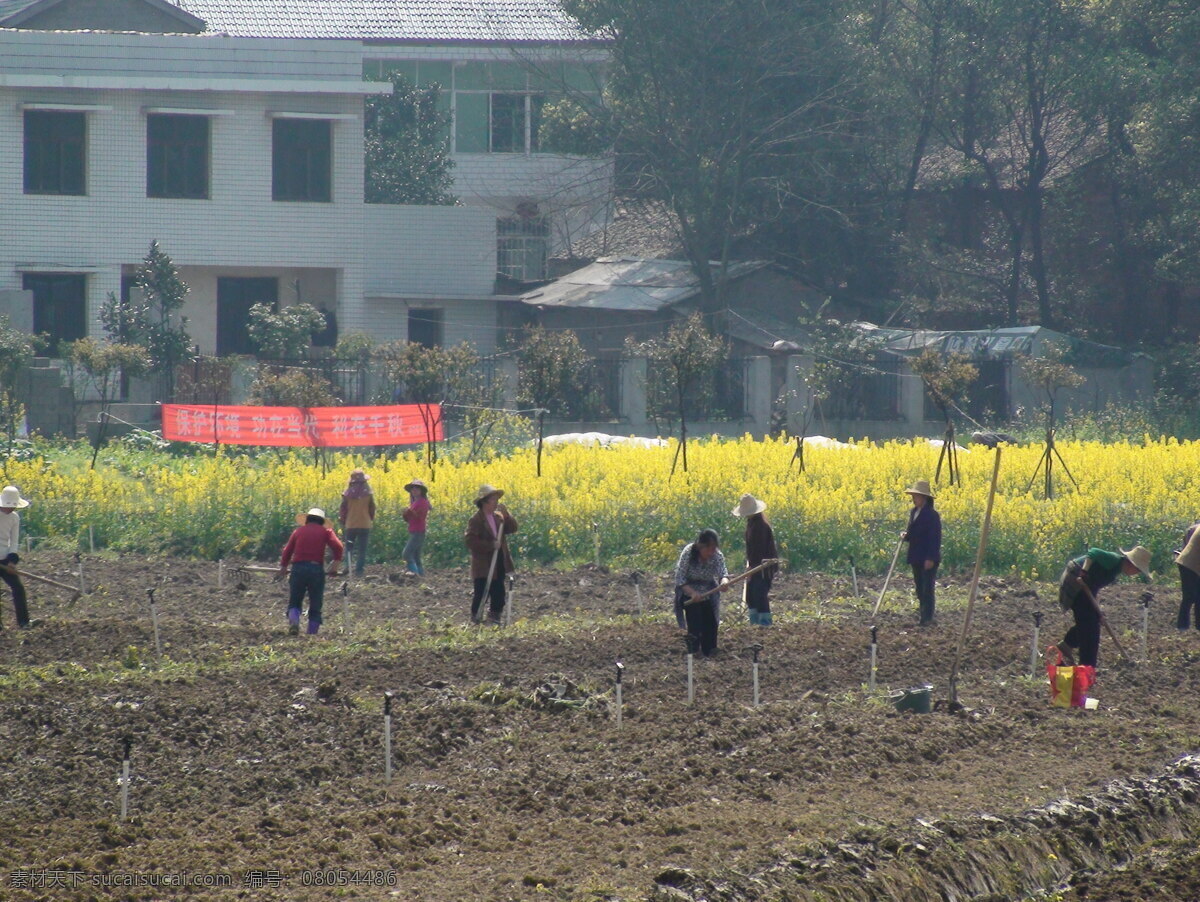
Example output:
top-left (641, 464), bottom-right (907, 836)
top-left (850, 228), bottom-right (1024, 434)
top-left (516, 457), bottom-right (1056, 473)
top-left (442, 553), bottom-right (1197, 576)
top-left (272, 119), bottom-right (331, 202)
top-left (408, 308), bottom-right (443, 348)
top-left (497, 216), bottom-right (549, 281)
top-left (23, 273), bottom-right (86, 355)
top-left (147, 114), bottom-right (210, 199)
top-left (24, 110), bottom-right (86, 195)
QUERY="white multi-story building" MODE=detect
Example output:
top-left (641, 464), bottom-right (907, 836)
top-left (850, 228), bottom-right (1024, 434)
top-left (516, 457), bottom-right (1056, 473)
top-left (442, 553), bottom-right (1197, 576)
top-left (0, 0), bottom-right (612, 358)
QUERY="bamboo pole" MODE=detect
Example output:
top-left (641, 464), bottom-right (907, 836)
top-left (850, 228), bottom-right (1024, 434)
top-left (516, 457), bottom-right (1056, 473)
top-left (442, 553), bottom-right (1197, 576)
top-left (948, 447), bottom-right (1002, 707)
top-left (870, 539), bottom-right (905, 620)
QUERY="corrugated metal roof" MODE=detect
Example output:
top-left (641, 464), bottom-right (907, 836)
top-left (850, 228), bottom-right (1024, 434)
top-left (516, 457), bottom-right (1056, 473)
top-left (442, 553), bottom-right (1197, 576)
top-left (861, 324), bottom-right (1138, 366)
top-left (520, 258), bottom-right (770, 313)
top-left (0, 0), bottom-right (42, 21)
top-left (170, 0), bottom-right (596, 43)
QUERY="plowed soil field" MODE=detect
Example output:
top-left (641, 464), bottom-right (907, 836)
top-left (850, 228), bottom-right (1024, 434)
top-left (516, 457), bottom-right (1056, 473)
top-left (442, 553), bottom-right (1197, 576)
top-left (1, 552), bottom-right (1198, 901)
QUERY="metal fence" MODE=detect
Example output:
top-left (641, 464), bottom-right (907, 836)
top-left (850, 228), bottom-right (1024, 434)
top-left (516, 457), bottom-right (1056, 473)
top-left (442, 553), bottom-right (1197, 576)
top-left (823, 356), bottom-right (901, 421)
top-left (646, 356), bottom-right (748, 422)
top-left (516, 355), bottom-right (623, 422)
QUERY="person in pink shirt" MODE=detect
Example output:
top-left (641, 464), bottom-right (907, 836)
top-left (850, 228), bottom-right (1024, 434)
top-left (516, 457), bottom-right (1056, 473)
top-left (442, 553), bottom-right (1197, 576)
top-left (276, 508), bottom-right (344, 636)
top-left (401, 479), bottom-right (431, 576)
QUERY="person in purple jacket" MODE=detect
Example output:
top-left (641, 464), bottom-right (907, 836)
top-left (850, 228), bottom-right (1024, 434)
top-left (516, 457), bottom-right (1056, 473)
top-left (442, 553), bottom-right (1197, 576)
top-left (901, 479), bottom-right (941, 627)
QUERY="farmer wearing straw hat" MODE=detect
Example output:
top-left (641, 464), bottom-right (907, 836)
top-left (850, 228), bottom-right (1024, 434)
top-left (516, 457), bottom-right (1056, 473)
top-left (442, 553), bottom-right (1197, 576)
top-left (733, 494), bottom-right (778, 626)
top-left (901, 479), bottom-right (941, 627)
top-left (401, 479), bottom-right (431, 576)
top-left (0, 485), bottom-right (32, 629)
top-left (1056, 544), bottom-right (1152, 666)
top-left (277, 508), bottom-right (344, 636)
top-left (464, 485), bottom-right (518, 624)
top-left (1174, 522), bottom-right (1200, 631)
top-left (338, 469), bottom-right (375, 577)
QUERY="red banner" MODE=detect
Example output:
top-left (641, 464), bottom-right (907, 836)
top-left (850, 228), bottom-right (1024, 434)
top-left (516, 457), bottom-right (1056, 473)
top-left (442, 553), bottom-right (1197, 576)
top-left (161, 404), bottom-right (442, 447)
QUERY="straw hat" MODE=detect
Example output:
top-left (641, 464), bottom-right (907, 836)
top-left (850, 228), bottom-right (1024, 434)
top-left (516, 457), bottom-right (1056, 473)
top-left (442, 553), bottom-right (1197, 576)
top-left (404, 478), bottom-right (428, 494)
top-left (474, 484), bottom-right (504, 505)
top-left (0, 486), bottom-right (29, 509)
top-left (904, 479), bottom-right (934, 499)
top-left (295, 507), bottom-right (327, 525)
top-left (1176, 528), bottom-right (1200, 576)
top-left (732, 494), bottom-right (767, 517)
top-left (1121, 545), bottom-right (1152, 579)
top-left (349, 469), bottom-right (369, 482)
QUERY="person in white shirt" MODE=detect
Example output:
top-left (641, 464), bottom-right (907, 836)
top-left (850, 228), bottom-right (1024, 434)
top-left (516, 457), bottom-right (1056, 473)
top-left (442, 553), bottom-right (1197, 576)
top-left (0, 485), bottom-right (31, 629)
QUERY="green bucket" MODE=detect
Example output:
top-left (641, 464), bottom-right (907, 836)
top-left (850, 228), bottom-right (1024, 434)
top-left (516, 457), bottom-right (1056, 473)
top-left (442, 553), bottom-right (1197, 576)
top-left (890, 685), bottom-right (933, 714)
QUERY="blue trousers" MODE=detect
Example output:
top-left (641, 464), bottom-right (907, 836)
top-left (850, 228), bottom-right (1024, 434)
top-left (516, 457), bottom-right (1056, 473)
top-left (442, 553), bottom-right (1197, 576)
top-left (288, 562), bottom-right (326, 624)
top-left (403, 531), bottom-right (425, 574)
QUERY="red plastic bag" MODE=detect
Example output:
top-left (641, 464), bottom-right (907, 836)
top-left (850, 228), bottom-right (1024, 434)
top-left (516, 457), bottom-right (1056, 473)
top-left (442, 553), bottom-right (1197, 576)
top-left (1046, 645), bottom-right (1095, 708)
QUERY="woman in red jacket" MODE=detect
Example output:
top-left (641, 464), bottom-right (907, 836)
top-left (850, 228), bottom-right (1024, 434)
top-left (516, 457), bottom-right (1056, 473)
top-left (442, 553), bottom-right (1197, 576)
top-left (277, 508), bottom-right (344, 636)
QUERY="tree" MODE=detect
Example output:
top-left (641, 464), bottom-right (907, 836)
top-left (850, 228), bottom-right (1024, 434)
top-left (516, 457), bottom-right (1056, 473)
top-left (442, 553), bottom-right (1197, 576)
top-left (0, 318), bottom-right (39, 466)
top-left (930, 0), bottom-right (1107, 327)
top-left (247, 303), bottom-right (327, 359)
top-left (1019, 344), bottom-right (1084, 498)
top-left (102, 241), bottom-right (192, 398)
top-left (910, 348), bottom-right (978, 485)
top-left (793, 311), bottom-right (888, 470)
top-left (627, 314), bottom-right (726, 475)
top-left (515, 326), bottom-right (593, 420)
top-left (68, 337), bottom-right (151, 469)
top-left (365, 74), bottom-right (457, 205)
top-left (563, 0), bottom-right (855, 323)
top-left (376, 341), bottom-right (486, 478)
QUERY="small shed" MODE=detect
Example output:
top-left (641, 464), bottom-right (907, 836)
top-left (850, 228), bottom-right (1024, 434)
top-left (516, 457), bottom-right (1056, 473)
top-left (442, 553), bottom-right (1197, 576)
top-left (864, 324), bottom-right (1154, 422)
top-left (508, 256), bottom-right (819, 357)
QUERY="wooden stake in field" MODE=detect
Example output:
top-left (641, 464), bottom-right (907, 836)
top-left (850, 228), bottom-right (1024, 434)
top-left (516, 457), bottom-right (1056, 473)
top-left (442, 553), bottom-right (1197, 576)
top-left (119, 738), bottom-right (132, 821)
top-left (948, 447), bottom-right (1002, 708)
top-left (146, 588), bottom-right (163, 658)
top-left (614, 662), bottom-right (624, 729)
top-left (383, 692), bottom-right (394, 783)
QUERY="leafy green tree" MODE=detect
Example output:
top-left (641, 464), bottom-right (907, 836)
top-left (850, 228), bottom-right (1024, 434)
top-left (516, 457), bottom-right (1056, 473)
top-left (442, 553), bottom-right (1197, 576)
top-left (68, 337), bottom-right (151, 468)
top-left (247, 303), bottom-right (327, 359)
top-left (376, 341), bottom-right (487, 477)
top-left (247, 368), bottom-right (336, 407)
top-left (102, 241), bottom-right (192, 398)
top-left (515, 326), bottom-right (593, 420)
top-left (563, 0), bottom-right (855, 322)
top-left (910, 348), bottom-right (978, 485)
top-left (1019, 344), bottom-right (1084, 498)
top-left (792, 310), bottom-right (888, 469)
top-left (627, 314), bottom-right (727, 474)
top-left (0, 317), bottom-right (39, 464)
top-left (365, 75), bottom-right (457, 205)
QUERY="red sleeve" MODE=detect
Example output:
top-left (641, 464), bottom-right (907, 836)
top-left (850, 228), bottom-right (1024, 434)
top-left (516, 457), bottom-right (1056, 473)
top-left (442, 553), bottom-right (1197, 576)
top-left (326, 528), bottom-right (344, 562)
top-left (280, 530), bottom-right (299, 568)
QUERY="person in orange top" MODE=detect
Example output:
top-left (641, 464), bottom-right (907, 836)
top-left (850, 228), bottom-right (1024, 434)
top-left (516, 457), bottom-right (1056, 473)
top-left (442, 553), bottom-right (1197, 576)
top-left (277, 507), bottom-right (344, 636)
top-left (338, 469), bottom-right (376, 577)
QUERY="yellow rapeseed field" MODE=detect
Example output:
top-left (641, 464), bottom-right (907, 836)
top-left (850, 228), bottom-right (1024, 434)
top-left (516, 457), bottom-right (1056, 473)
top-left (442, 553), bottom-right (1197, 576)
top-left (6, 435), bottom-right (1198, 576)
